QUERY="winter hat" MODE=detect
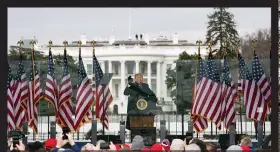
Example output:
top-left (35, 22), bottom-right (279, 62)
top-left (240, 145), bottom-right (251, 151)
top-left (226, 145), bottom-right (242, 152)
top-left (184, 144), bottom-right (201, 152)
top-left (131, 135), bottom-right (145, 150)
top-left (170, 139), bottom-right (185, 151)
top-left (141, 147), bottom-right (150, 152)
top-left (44, 138), bottom-right (57, 150)
top-left (161, 139), bottom-right (170, 151)
top-left (115, 144), bottom-right (121, 151)
top-left (150, 143), bottom-right (163, 151)
top-left (121, 143), bottom-right (131, 148)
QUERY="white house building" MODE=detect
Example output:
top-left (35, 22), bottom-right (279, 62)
top-left (38, 33), bottom-right (215, 114)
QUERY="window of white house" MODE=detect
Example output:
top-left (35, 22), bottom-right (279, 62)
top-left (166, 64), bottom-right (172, 70)
top-left (167, 87), bottom-right (172, 97)
top-left (87, 64), bottom-right (93, 75)
top-left (115, 84), bottom-right (119, 97)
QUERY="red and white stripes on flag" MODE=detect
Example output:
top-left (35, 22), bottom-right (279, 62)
top-left (191, 56), bottom-right (208, 133)
top-left (220, 58), bottom-right (238, 130)
top-left (27, 59), bottom-right (43, 134)
top-left (192, 52), bottom-right (222, 130)
top-left (45, 50), bottom-right (59, 121)
top-left (252, 52), bottom-right (271, 108)
top-left (93, 55), bottom-right (113, 130)
top-left (7, 66), bottom-right (15, 131)
top-left (58, 49), bottom-right (75, 131)
top-left (74, 50), bottom-right (94, 131)
top-left (238, 53), bottom-right (268, 121)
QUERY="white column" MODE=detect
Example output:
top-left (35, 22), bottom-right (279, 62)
top-left (121, 61), bottom-right (126, 101)
top-left (156, 61), bottom-right (162, 97)
top-left (100, 61), bottom-right (105, 72)
top-left (147, 61), bottom-right (152, 87)
top-left (135, 60), bottom-right (140, 74)
top-left (108, 61), bottom-right (113, 92)
top-left (162, 63), bottom-right (167, 99)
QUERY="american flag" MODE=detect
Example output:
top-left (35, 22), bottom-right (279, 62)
top-left (220, 56), bottom-right (238, 130)
top-left (191, 55), bottom-right (208, 133)
top-left (7, 65), bottom-right (15, 131)
top-left (192, 52), bottom-right (222, 130)
top-left (238, 53), bottom-right (268, 121)
top-left (27, 57), bottom-right (43, 134)
top-left (58, 49), bottom-right (75, 131)
top-left (252, 52), bottom-right (271, 108)
top-left (13, 54), bottom-right (29, 129)
top-left (93, 55), bottom-right (113, 130)
top-left (74, 50), bottom-right (94, 131)
top-left (45, 50), bottom-right (59, 121)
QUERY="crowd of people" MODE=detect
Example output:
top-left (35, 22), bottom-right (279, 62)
top-left (7, 133), bottom-right (271, 152)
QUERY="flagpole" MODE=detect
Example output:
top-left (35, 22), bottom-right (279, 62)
top-left (222, 42), bottom-right (227, 134)
top-left (90, 40), bottom-right (98, 145)
top-left (77, 40), bottom-right (83, 140)
top-left (236, 40), bottom-right (243, 135)
top-left (17, 40), bottom-right (29, 144)
top-left (30, 40), bottom-right (37, 138)
top-left (194, 40), bottom-right (202, 138)
top-left (91, 40), bottom-right (96, 119)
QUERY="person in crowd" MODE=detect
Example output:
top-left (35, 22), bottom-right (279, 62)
top-left (131, 135), bottom-right (145, 151)
top-left (119, 147), bottom-right (130, 151)
top-left (189, 138), bottom-right (207, 152)
top-left (184, 143), bottom-right (201, 152)
top-left (161, 139), bottom-right (170, 152)
top-left (80, 143), bottom-right (96, 151)
top-left (205, 142), bottom-right (218, 152)
top-left (8, 140), bottom-right (29, 152)
top-left (170, 139), bottom-right (185, 152)
top-left (141, 147), bottom-right (150, 152)
top-left (44, 138), bottom-right (56, 152)
top-left (150, 143), bottom-right (163, 151)
top-left (184, 136), bottom-right (193, 146)
top-left (226, 145), bottom-right (242, 152)
top-left (52, 134), bottom-right (79, 152)
top-left (240, 136), bottom-right (252, 150)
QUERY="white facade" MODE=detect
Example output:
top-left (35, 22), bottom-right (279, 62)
top-left (37, 35), bottom-right (217, 114)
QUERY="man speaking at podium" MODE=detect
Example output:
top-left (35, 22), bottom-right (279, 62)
top-left (123, 73), bottom-right (157, 130)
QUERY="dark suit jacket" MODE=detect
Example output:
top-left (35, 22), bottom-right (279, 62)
top-left (123, 82), bottom-right (157, 114)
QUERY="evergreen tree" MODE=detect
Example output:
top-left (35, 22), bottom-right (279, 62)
top-left (206, 7), bottom-right (239, 59)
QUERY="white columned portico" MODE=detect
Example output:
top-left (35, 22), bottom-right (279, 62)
top-left (108, 60), bottom-right (113, 92)
top-left (121, 61), bottom-right (126, 101)
top-left (147, 61), bottom-right (152, 87)
top-left (156, 61), bottom-right (162, 97)
top-left (135, 60), bottom-right (140, 73)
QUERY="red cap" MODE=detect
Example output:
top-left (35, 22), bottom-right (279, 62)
top-left (115, 144), bottom-right (121, 151)
top-left (44, 138), bottom-right (57, 150)
top-left (150, 144), bottom-right (163, 152)
top-left (141, 147), bottom-right (150, 152)
top-left (122, 144), bottom-right (131, 148)
top-left (240, 145), bottom-right (251, 152)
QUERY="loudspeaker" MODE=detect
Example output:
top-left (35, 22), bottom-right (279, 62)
top-left (218, 134), bottom-right (246, 149)
top-left (50, 121), bottom-right (56, 138)
top-left (91, 120), bottom-right (97, 145)
top-left (131, 127), bottom-right (156, 146)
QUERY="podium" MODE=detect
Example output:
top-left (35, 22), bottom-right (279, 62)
top-left (130, 116), bottom-right (154, 128)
